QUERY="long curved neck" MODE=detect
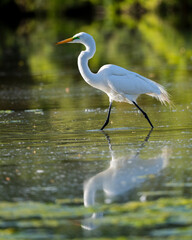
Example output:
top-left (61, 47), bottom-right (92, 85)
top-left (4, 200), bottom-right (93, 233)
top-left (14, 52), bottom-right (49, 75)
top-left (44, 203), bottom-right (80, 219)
top-left (78, 40), bottom-right (98, 86)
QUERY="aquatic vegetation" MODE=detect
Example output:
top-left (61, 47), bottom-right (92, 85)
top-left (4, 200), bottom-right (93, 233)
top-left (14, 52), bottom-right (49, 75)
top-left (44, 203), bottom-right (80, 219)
top-left (0, 198), bottom-right (191, 239)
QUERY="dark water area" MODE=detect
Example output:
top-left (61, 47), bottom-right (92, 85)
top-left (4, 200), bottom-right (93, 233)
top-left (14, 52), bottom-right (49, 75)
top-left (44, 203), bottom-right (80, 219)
top-left (0, 1), bottom-right (192, 239)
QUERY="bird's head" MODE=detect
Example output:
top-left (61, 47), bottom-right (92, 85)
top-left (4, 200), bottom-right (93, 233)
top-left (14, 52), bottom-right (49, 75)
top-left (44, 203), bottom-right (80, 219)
top-left (56, 32), bottom-right (94, 46)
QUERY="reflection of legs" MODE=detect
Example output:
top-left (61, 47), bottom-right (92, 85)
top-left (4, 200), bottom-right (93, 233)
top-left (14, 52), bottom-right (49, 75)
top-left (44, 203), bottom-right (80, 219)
top-left (144, 128), bottom-right (154, 142)
top-left (132, 101), bottom-right (154, 128)
top-left (100, 101), bottom-right (112, 130)
top-left (134, 128), bottom-right (153, 157)
top-left (101, 131), bottom-right (112, 152)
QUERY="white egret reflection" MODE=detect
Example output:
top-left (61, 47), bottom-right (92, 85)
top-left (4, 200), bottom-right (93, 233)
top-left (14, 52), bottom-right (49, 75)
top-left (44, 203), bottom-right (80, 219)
top-left (82, 130), bottom-right (171, 230)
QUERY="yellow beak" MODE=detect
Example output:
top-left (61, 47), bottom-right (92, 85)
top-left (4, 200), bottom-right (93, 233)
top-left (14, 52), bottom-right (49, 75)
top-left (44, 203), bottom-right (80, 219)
top-left (56, 37), bottom-right (73, 45)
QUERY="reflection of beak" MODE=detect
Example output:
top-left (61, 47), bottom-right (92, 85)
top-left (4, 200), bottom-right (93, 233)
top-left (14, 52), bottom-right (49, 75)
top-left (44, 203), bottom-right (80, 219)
top-left (56, 37), bottom-right (73, 45)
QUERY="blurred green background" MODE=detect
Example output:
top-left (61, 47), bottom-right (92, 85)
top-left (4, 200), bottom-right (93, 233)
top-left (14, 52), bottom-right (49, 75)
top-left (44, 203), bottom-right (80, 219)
top-left (0, 0), bottom-right (192, 124)
top-left (0, 0), bottom-right (192, 85)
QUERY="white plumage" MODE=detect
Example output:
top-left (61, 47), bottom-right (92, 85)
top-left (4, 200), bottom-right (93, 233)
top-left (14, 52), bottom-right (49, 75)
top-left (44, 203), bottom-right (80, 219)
top-left (97, 64), bottom-right (169, 104)
top-left (56, 32), bottom-right (171, 130)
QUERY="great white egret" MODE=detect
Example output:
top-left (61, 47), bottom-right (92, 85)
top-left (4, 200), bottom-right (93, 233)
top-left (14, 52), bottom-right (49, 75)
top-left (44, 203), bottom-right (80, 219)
top-left (56, 32), bottom-right (171, 130)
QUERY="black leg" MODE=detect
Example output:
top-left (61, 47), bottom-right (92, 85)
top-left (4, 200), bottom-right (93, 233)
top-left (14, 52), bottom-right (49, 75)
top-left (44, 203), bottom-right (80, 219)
top-left (100, 102), bottom-right (112, 130)
top-left (132, 101), bottom-right (154, 128)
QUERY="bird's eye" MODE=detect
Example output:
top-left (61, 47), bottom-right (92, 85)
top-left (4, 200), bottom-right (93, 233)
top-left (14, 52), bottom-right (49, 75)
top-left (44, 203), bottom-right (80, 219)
top-left (73, 36), bottom-right (80, 40)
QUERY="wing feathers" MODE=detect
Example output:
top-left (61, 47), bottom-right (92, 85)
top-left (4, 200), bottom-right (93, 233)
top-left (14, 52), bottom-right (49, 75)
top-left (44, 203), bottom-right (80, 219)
top-left (105, 65), bottom-right (171, 105)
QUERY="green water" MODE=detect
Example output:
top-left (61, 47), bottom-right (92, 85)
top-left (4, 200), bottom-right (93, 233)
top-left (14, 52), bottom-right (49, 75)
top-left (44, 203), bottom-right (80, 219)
top-left (0, 5), bottom-right (192, 239)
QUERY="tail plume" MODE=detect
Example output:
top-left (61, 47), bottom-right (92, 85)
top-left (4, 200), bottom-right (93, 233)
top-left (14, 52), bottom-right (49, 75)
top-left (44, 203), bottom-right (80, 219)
top-left (147, 83), bottom-right (173, 107)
